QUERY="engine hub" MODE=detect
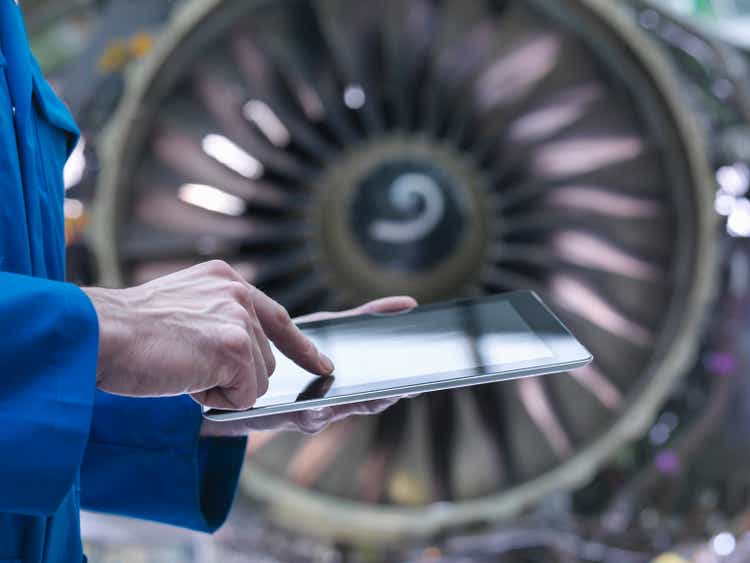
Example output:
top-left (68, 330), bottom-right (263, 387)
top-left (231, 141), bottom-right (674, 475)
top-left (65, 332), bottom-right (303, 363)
top-left (314, 137), bottom-right (490, 302)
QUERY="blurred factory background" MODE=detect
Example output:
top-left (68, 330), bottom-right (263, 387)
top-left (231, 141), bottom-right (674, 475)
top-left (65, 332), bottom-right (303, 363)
top-left (25, 0), bottom-right (750, 561)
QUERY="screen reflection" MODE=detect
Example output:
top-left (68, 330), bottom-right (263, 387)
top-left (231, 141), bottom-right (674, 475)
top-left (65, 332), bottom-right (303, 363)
top-left (254, 300), bottom-right (553, 408)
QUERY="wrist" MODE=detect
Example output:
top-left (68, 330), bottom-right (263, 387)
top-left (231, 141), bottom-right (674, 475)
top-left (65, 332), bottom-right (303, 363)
top-left (81, 287), bottom-right (133, 387)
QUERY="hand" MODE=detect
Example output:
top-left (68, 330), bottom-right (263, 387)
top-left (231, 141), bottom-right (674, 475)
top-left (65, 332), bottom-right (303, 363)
top-left (200, 296), bottom-right (418, 437)
top-left (82, 260), bottom-right (333, 410)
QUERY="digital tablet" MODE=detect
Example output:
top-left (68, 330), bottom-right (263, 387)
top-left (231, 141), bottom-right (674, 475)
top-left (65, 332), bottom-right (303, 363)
top-left (203, 290), bottom-right (592, 421)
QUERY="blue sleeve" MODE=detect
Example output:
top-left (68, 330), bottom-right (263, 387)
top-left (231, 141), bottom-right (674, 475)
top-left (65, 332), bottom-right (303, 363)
top-left (80, 393), bottom-right (247, 533)
top-left (0, 272), bottom-right (98, 515)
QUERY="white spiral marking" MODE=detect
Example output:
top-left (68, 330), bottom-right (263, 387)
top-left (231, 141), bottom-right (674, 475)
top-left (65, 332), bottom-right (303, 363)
top-left (369, 173), bottom-right (446, 243)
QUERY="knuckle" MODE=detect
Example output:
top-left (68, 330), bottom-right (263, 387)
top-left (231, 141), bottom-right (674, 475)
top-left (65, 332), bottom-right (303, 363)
top-left (273, 305), bottom-right (292, 330)
top-left (229, 373), bottom-right (257, 410)
top-left (219, 326), bottom-right (250, 355)
top-left (297, 410), bottom-right (330, 434)
top-left (299, 420), bottom-right (321, 435)
top-left (257, 375), bottom-right (269, 397)
top-left (238, 387), bottom-right (258, 409)
top-left (208, 259), bottom-right (234, 277)
top-left (228, 281), bottom-right (251, 305)
top-left (266, 353), bottom-right (277, 375)
top-left (234, 395), bottom-right (256, 410)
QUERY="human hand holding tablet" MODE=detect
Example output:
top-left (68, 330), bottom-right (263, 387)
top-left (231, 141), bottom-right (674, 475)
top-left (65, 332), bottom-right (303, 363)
top-left (203, 290), bottom-right (592, 422)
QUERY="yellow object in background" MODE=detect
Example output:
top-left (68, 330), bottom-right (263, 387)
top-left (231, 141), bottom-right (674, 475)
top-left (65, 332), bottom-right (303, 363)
top-left (388, 472), bottom-right (430, 506)
top-left (128, 32), bottom-right (154, 58)
top-left (97, 31), bottom-right (154, 73)
top-left (652, 553), bottom-right (690, 563)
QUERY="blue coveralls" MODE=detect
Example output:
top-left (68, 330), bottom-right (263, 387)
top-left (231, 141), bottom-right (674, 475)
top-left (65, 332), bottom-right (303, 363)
top-left (0, 2), bottom-right (247, 561)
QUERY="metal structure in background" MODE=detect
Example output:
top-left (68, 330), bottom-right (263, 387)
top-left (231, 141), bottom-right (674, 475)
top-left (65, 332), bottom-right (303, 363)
top-left (89, 0), bottom-right (718, 545)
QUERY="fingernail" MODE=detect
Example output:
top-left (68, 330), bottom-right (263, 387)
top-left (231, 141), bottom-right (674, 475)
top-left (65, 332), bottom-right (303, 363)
top-left (319, 353), bottom-right (335, 374)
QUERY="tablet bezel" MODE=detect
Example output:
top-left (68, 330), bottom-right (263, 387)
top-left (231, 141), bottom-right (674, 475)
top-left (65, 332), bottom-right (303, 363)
top-left (203, 291), bottom-right (592, 421)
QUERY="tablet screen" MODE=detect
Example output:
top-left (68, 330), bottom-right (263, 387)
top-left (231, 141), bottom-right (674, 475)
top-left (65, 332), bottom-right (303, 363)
top-left (254, 298), bottom-right (554, 408)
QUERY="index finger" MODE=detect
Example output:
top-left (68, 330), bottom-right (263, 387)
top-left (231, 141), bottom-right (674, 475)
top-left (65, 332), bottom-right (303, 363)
top-left (250, 288), bottom-right (334, 376)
